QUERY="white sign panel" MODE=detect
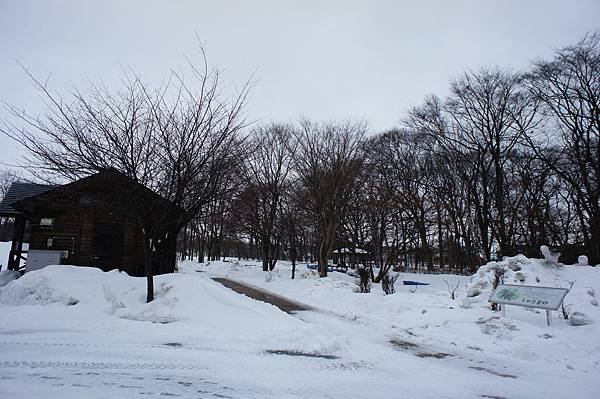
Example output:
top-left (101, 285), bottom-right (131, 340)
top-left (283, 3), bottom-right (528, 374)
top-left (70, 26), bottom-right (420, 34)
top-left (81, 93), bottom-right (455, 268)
top-left (26, 250), bottom-right (63, 272)
top-left (489, 284), bottom-right (569, 310)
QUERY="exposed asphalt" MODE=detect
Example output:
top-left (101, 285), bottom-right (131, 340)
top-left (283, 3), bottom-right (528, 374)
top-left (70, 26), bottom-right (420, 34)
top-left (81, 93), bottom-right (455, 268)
top-left (211, 278), bottom-right (312, 313)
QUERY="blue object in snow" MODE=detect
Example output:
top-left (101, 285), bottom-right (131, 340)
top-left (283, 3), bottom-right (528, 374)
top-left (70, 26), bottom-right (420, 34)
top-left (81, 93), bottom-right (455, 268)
top-left (402, 280), bottom-right (430, 286)
top-left (306, 264), bottom-right (333, 272)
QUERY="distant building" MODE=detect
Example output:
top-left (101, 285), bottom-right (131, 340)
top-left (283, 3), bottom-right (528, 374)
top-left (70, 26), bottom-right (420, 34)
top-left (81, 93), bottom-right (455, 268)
top-left (331, 247), bottom-right (370, 268)
top-left (0, 170), bottom-right (180, 276)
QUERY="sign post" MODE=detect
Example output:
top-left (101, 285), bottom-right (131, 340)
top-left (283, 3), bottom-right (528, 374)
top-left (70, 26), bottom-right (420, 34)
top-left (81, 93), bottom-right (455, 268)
top-left (489, 284), bottom-right (569, 326)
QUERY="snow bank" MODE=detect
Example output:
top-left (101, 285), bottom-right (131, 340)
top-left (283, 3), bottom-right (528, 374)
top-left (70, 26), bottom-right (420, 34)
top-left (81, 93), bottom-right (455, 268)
top-left (0, 264), bottom-right (342, 353)
top-left (464, 254), bottom-right (599, 326)
top-left (0, 269), bottom-right (20, 288)
top-left (1, 257), bottom-right (598, 398)
top-left (0, 265), bottom-right (90, 306)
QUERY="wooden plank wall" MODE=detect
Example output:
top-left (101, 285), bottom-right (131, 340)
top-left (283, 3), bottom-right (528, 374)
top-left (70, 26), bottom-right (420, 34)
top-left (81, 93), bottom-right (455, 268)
top-left (28, 209), bottom-right (149, 276)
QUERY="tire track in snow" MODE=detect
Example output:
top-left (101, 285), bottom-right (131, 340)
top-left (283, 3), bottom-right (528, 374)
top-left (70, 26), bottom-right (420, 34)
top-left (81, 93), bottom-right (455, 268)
top-left (0, 360), bottom-right (207, 371)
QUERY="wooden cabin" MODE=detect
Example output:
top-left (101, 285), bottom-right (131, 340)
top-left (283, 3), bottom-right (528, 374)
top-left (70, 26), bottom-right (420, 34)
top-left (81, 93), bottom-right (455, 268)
top-left (0, 170), bottom-right (181, 276)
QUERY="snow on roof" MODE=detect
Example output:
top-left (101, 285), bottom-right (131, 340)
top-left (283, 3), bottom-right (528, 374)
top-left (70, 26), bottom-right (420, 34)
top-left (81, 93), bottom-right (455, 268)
top-left (332, 248), bottom-right (368, 254)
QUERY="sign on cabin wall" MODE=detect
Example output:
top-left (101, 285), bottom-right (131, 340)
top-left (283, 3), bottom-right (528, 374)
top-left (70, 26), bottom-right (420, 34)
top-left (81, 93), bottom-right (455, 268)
top-left (489, 284), bottom-right (569, 310)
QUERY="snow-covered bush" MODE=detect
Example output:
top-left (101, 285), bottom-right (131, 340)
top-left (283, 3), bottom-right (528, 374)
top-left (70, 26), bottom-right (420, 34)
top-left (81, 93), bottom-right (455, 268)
top-left (355, 265), bottom-right (371, 293)
top-left (489, 263), bottom-right (507, 310)
top-left (445, 279), bottom-right (460, 300)
top-left (302, 270), bottom-right (320, 279)
top-left (381, 272), bottom-right (398, 295)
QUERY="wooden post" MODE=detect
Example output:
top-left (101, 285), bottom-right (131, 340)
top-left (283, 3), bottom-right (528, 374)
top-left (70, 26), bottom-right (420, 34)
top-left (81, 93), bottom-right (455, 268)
top-left (7, 216), bottom-right (26, 271)
top-left (546, 310), bottom-right (552, 326)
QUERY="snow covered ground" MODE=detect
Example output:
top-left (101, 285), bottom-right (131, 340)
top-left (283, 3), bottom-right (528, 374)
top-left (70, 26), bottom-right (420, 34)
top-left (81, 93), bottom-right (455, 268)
top-left (0, 254), bottom-right (598, 398)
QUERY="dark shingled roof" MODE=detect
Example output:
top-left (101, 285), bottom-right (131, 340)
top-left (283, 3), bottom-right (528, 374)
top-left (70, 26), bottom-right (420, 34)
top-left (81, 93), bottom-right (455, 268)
top-left (0, 182), bottom-right (55, 216)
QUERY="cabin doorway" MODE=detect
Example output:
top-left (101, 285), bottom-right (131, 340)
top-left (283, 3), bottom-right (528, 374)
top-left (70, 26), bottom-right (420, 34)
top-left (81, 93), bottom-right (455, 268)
top-left (92, 222), bottom-right (123, 271)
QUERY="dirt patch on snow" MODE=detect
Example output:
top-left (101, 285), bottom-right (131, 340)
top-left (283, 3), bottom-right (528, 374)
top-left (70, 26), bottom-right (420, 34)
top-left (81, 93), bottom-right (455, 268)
top-left (389, 339), bottom-right (420, 350)
top-left (469, 366), bottom-right (517, 379)
top-left (415, 352), bottom-right (453, 359)
top-left (265, 349), bottom-right (339, 359)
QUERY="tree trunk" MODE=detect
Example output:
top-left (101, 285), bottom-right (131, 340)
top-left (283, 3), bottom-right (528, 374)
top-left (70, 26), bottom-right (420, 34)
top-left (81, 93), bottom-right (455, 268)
top-left (143, 236), bottom-right (154, 303)
top-left (290, 233), bottom-right (297, 279)
top-left (318, 238), bottom-right (329, 277)
top-left (261, 241), bottom-right (269, 271)
top-left (291, 259), bottom-right (296, 279)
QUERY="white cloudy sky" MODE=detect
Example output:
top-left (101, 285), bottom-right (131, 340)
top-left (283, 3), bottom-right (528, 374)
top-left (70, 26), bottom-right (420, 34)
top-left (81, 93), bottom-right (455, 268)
top-left (0, 0), bottom-right (598, 166)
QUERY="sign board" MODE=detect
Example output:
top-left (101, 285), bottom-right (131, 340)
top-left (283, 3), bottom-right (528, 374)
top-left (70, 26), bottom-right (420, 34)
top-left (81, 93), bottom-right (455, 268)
top-left (489, 284), bottom-right (569, 311)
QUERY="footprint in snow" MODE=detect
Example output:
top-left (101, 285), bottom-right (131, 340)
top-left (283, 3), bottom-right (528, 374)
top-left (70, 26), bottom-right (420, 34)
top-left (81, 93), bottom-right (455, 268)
top-left (72, 383), bottom-right (92, 388)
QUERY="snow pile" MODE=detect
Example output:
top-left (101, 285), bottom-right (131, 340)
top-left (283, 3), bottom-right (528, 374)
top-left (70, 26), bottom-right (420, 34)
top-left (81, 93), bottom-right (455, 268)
top-left (1, 258), bottom-right (598, 398)
top-left (0, 269), bottom-right (20, 288)
top-left (0, 265), bottom-right (342, 353)
top-left (540, 245), bottom-right (561, 265)
top-left (464, 254), bottom-right (599, 326)
top-left (0, 266), bottom-right (83, 305)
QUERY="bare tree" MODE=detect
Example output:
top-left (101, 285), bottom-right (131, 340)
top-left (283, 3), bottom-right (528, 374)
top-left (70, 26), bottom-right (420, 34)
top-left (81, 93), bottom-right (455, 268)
top-left (361, 130), bottom-right (425, 279)
top-left (444, 279), bottom-right (460, 300)
top-left (1, 48), bottom-right (250, 302)
top-left (524, 32), bottom-right (600, 264)
top-left (0, 168), bottom-right (22, 199)
top-left (280, 184), bottom-right (308, 279)
top-left (291, 120), bottom-right (366, 277)
top-left (407, 68), bottom-right (538, 261)
top-left (0, 168), bottom-right (23, 242)
top-left (236, 123), bottom-right (293, 271)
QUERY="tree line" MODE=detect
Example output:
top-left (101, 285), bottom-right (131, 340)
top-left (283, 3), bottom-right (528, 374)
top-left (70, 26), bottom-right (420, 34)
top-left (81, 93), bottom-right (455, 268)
top-left (179, 33), bottom-right (599, 277)
top-left (1, 33), bottom-right (598, 299)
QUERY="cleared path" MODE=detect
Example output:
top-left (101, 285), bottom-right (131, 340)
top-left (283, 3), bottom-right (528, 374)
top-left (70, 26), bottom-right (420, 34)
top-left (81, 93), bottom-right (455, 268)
top-left (211, 278), bottom-right (312, 313)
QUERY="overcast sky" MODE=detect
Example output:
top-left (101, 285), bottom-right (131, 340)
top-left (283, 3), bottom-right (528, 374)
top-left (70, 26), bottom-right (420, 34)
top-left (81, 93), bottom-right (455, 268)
top-left (0, 0), bottom-right (598, 166)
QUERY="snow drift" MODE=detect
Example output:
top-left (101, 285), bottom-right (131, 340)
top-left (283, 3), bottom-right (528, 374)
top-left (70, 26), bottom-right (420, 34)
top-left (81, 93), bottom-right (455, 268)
top-left (464, 254), bottom-right (599, 326)
top-left (0, 265), bottom-right (341, 353)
